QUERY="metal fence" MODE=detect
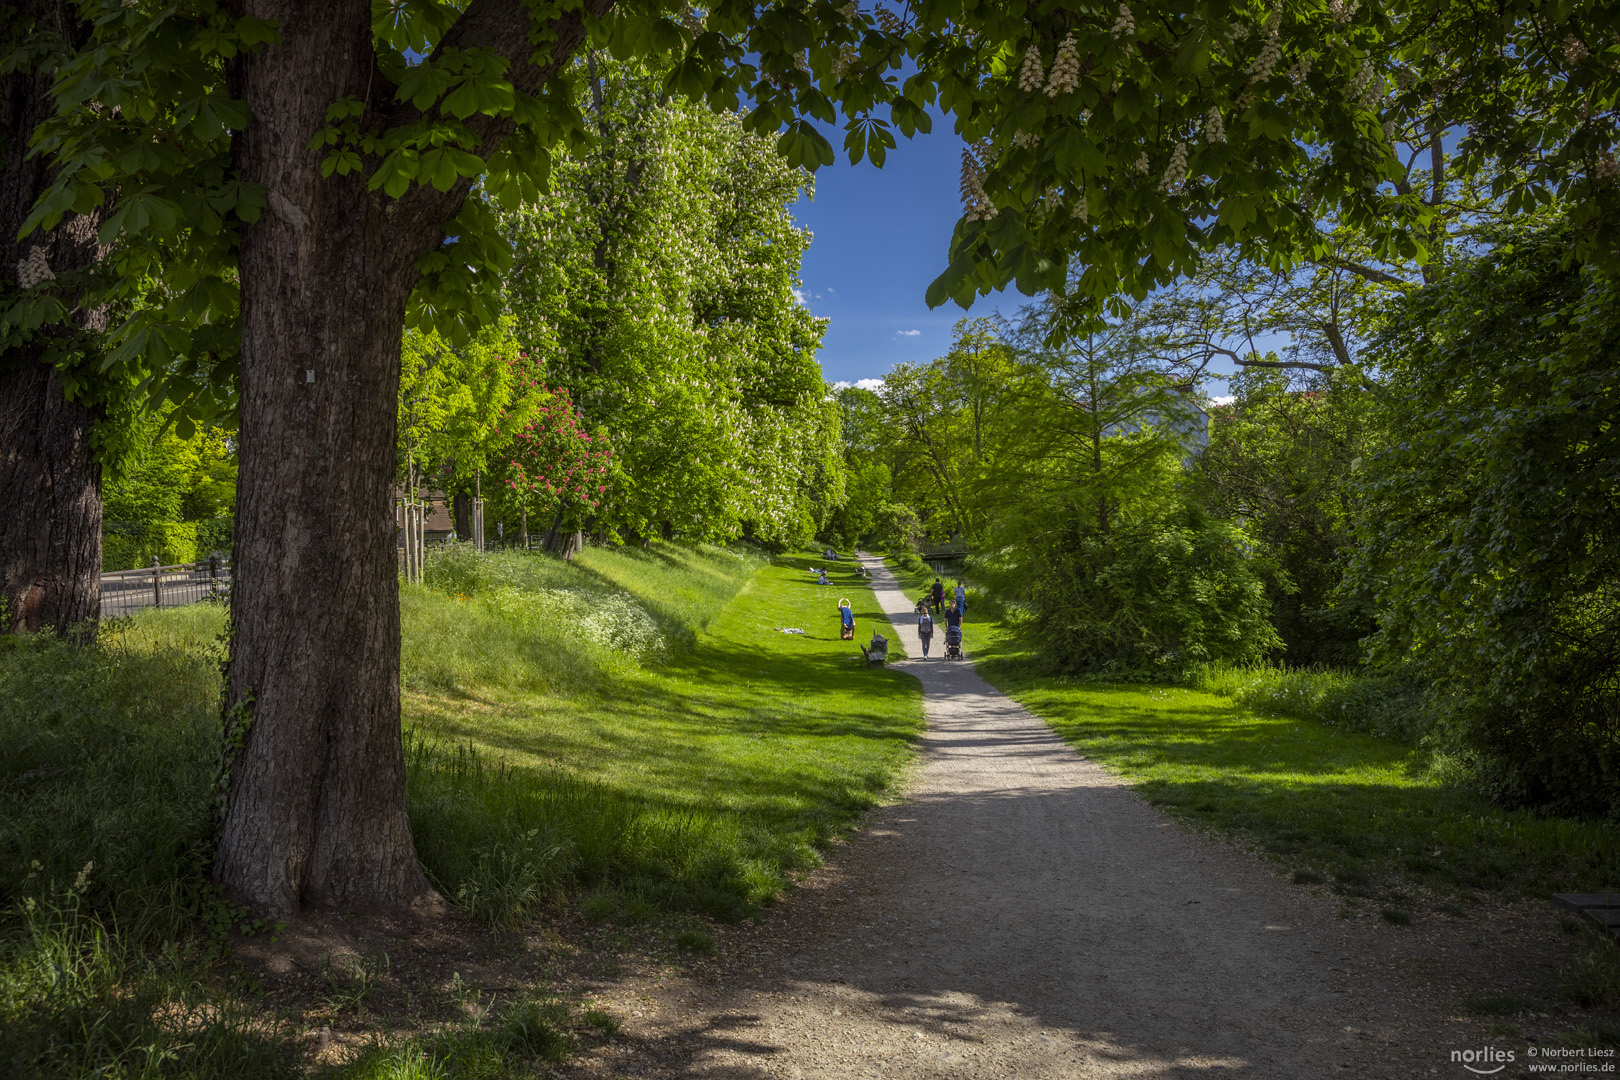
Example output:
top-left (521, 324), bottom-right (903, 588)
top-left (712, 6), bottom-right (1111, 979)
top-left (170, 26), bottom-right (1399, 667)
top-left (101, 558), bottom-right (231, 617)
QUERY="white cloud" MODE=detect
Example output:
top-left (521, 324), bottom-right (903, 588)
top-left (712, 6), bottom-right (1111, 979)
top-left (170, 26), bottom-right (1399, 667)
top-left (895, 329), bottom-right (921, 338)
top-left (832, 378), bottom-right (886, 392)
top-left (825, 287), bottom-right (835, 295)
top-left (791, 287), bottom-right (807, 306)
top-left (1208, 394), bottom-right (1235, 406)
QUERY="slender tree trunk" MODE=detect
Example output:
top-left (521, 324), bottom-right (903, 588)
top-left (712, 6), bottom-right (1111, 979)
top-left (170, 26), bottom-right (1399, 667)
top-left (453, 491), bottom-right (472, 540)
top-left (0, 0), bottom-right (104, 635)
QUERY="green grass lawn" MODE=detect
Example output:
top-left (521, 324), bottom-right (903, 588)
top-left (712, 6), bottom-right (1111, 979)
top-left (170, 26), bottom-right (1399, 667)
top-left (884, 557), bottom-right (1620, 908)
top-left (403, 546), bottom-right (924, 923)
top-left (0, 543), bottom-right (923, 1078)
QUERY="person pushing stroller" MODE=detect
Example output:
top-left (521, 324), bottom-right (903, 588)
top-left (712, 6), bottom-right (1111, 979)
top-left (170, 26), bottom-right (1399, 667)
top-left (943, 600), bottom-right (964, 660)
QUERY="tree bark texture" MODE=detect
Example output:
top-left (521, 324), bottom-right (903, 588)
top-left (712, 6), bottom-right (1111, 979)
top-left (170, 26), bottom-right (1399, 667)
top-left (0, 0), bottom-right (104, 634)
top-left (453, 491), bottom-right (471, 540)
top-left (0, 363), bottom-right (102, 632)
top-left (215, 0), bottom-right (612, 916)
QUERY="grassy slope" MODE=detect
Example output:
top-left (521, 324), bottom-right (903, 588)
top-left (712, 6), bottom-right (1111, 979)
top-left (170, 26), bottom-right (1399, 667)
top-left (883, 558), bottom-right (1620, 907)
top-left (404, 546), bottom-right (923, 921)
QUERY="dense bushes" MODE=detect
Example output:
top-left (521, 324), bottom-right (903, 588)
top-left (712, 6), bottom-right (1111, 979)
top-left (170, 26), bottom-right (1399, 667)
top-left (1027, 511), bottom-right (1279, 674)
top-left (1355, 225), bottom-right (1620, 819)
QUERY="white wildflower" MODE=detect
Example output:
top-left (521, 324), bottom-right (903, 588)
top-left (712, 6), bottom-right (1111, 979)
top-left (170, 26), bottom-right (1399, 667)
top-left (1046, 33), bottom-right (1080, 98)
top-left (1020, 43), bottom-right (1044, 92)
top-left (1204, 107), bottom-right (1226, 143)
top-left (73, 861), bottom-right (93, 892)
top-left (16, 246), bottom-right (53, 289)
top-left (1564, 35), bottom-right (1591, 65)
top-left (1161, 141), bottom-right (1189, 192)
top-left (1112, 3), bottom-right (1136, 36)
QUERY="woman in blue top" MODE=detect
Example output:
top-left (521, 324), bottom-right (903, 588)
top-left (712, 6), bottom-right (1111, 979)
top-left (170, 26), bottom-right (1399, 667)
top-left (839, 599), bottom-right (855, 640)
top-left (953, 581), bottom-right (966, 617)
top-left (916, 605), bottom-right (935, 657)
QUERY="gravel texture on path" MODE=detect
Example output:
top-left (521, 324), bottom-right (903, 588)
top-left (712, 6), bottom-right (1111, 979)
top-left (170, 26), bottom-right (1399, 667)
top-left (564, 557), bottom-right (1565, 1079)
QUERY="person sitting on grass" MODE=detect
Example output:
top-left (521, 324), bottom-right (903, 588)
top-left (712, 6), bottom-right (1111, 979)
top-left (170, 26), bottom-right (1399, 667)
top-left (839, 599), bottom-right (855, 640)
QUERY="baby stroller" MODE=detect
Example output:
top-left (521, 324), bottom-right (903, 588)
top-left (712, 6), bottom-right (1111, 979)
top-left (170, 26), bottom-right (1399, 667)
top-left (944, 624), bottom-right (964, 661)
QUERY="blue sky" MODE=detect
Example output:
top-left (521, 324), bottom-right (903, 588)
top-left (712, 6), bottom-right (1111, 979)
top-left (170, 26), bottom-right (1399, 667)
top-left (788, 118), bottom-right (1251, 399)
top-left (789, 123), bottom-right (1003, 388)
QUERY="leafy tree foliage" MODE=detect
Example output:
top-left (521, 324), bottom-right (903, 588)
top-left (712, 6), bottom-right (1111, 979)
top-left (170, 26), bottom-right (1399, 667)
top-left (1353, 222), bottom-right (1620, 818)
top-left (1192, 367), bottom-right (1375, 665)
top-left (500, 71), bottom-right (840, 548)
top-left (100, 414), bottom-right (236, 569)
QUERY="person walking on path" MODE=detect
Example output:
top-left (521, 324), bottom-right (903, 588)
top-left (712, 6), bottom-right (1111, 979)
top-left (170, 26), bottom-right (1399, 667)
top-left (916, 604), bottom-right (935, 658)
top-left (953, 580), bottom-right (966, 617)
top-left (838, 599), bottom-right (855, 640)
top-left (944, 598), bottom-right (963, 645)
top-left (930, 577), bottom-right (945, 614)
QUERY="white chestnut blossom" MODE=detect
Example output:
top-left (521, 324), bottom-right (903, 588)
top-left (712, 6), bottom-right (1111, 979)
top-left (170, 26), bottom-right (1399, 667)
top-left (1597, 154), bottom-right (1620, 181)
top-left (1287, 55), bottom-right (1311, 83)
top-left (1112, 4), bottom-right (1135, 36)
top-left (1565, 35), bottom-right (1591, 65)
top-left (1013, 130), bottom-right (1039, 149)
top-left (1204, 107), bottom-right (1226, 143)
top-left (1327, 0), bottom-right (1358, 23)
top-left (959, 148), bottom-right (997, 221)
top-left (1071, 193), bottom-right (1091, 222)
top-left (1046, 33), bottom-right (1080, 98)
top-left (1020, 43), bottom-right (1044, 92)
top-left (16, 246), bottom-right (52, 289)
top-left (1247, 9), bottom-right (1283, 80)
top-left (1160, 142), bottom-right (1189, 192)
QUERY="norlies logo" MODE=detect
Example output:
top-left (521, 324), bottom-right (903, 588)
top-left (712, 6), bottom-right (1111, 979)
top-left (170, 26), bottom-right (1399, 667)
top-left (1453, 1046), bottom-right (1517, 1075)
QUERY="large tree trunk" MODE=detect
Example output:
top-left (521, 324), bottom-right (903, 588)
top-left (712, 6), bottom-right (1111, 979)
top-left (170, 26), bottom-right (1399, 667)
top-left (213, 0), bottom-right (434, 916)
top-left (0, 0), bottom-right (104, 635)
top-left (213, 0), bottom-right (609, 916)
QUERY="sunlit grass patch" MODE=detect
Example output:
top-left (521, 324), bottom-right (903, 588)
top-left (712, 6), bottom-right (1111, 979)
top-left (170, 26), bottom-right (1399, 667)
top-left (976, 660), bottom-right (1620, 901)
top-left (405, 548), bottom-right (924, 923)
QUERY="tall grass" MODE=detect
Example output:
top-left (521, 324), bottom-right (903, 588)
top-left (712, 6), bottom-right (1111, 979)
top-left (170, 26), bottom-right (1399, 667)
top-left (1190, 660), bottom-right (1435, 743)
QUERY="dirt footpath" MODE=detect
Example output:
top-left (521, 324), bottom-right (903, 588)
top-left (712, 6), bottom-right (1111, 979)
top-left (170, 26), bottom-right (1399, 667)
top-left (562, 557), bottom-right (1577, 1079)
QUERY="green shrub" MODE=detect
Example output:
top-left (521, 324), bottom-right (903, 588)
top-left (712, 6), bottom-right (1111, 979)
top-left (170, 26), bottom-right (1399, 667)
top-left (101, 521), bottom-right (204, 570)
top-left (1027, 509), bottom-right (1279, 674)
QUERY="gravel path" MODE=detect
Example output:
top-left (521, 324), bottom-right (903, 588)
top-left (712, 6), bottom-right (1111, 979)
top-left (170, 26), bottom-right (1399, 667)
top-left (569, 556), bottom-right (1551, 1079)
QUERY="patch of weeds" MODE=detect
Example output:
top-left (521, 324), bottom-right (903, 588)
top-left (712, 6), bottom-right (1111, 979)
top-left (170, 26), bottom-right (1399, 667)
top-left (322, 952), bottom-right (388, 1015)
top-left (1384, 888), bottom-right (1415, 904)
top-left (1437, 902), bottom-right (1468, 918)
top-left (1486, 1021), bottom-right (1523, 1039)
top-left (1549, 1023), bottom-right (1620, 1051)
top-left (1291, 869), bottom-right (1325, 885)
top-left (620, 895), bottom-right (658, 925)
top-left (422, 1027), bottom-right (505, 1079)
top-left (497, 996), bottom-right (574, 1063)
top-left (675, 927), bottom-right (717, 955)
top-left (1463, 992), bottom-right (1538, 1017)
top-left (1558, 913), bottom-right (1590, 936)
top-left (1380, 907), bottom-right (1414, 926)
top-left (579, 891), bottom-right (618, 924)
top-left (1559, 932), bottom-right (1620, 1011)
top-left (583, 1009), bottom-right (621, 1037)
top-left (1333, 865), bottom-right (1377, 899)
top-left (329, 1043), bottom-right (446, 1080)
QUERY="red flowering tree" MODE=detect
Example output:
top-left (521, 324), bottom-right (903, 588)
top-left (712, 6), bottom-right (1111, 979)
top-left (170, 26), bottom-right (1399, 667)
top-left (502, 384), bottom-right (613, 552)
